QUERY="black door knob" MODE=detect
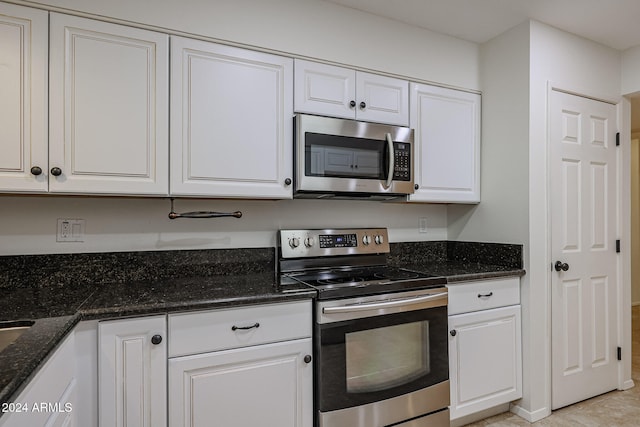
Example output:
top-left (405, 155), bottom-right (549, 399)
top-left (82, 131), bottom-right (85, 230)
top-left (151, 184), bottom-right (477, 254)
top-left (414, 184), bottom-right (419, 190)
top-left (450, 330), bottom-right (457, 337)
top-left (554, 261), bottom-right (569, 272)
top-left (304, 355), bottom-right (312, 363)
top-left (349, 100), bottom-right (356, 108)
top-left (284, 178), bottom-right (292, 186)
top-left (50, 167), bottom-right (62, 176)
top-left (151, 334), bottom-right (163, 345)
top-left (30, 166), bottom-right (43, 176)
top-left (359, 101), bottom-right (366, 109)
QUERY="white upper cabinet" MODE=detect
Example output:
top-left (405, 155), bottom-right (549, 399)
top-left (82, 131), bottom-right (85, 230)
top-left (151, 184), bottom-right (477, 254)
top-left (49, 13), bottom-right (169, 195)
top-left (170, 36), bottom-right (294, 198)
top-left (409, 83), bottom-right (481, 203)
top-left (294, 59), bottom-right (409, 126)
top-left (0, 3), bottom-right (48, 192)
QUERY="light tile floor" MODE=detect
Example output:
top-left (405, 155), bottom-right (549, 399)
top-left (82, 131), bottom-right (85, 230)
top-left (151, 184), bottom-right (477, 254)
top-left (464, 306), bottom-right (640, 426)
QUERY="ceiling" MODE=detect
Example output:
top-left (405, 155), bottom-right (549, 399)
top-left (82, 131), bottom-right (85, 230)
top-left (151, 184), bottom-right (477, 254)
top-left (325, 0), bottom-right (640, 51)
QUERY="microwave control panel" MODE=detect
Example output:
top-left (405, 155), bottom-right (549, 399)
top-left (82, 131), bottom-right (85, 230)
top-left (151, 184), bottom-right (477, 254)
top-left (393, 142), bottom-right (411, 181)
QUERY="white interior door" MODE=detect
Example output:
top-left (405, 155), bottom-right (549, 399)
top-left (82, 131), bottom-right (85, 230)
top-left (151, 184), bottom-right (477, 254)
top-left (550, 89), bottom-right (619, 409)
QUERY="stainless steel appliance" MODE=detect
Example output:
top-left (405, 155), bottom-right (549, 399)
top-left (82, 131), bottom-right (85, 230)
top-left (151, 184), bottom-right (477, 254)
top-left (294, 114), bottom-right (415, 200)
top-left (278, 228), bottom-right (450, 427)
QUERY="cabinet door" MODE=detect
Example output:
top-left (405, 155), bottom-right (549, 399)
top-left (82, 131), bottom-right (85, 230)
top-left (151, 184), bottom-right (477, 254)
top-left (49, 13), bottom-right (169, 195)
top-left (409, 83), bottom-right (480, 203)
top-left (171, 36), bottom-right (293, 198)
top-left (0, 334), bottom-right (76, 427)
top-left (169, 338), bottom-right (312, 427)
top-left (0, 3), bottom-right (48, 192)
top-left (448, 305), bottom-right (522, 420)
top-left (356, 72), bottom-right (409, 126)
top-left (99, 316), bottom-right (167, 427)
top-left (294, 59), bottom-right (356, 120)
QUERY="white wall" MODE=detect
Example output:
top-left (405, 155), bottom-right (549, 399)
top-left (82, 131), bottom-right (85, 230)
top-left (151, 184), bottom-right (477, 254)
top-left (0, 196), bottom-right (447, 255)
top-left (18, 0), bottom-right (480, 91)
top-left (622, 46), bottom-right (640, 96)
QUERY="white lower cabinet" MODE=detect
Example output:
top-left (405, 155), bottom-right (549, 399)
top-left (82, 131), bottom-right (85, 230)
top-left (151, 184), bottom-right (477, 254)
top-left (167, 300), bottom-right (313, 427)
top-left (0, 334), bottom-right (76, 427)
top-left (169, 338), bottom-right (312, 426)
top-left (448, 278), bottom-right (522, 422)
top-left (98, 315), bottom-right (167, 427)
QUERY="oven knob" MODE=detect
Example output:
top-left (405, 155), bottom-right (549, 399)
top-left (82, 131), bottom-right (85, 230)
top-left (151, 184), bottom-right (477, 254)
top-left (362, 235), bottom-right (371, 246)
top-left (304, 237), bottom-right (314, 248)
top-left (374, 235), bottom-right (385, 245)
top-left (289, 237), bottom-right (300, 249)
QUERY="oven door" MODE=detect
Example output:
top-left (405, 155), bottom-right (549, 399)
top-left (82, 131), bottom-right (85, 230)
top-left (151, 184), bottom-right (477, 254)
top-left (315, 288), bottom-right (449, 427)
top-left (295, 114), bottom-right (414, 196)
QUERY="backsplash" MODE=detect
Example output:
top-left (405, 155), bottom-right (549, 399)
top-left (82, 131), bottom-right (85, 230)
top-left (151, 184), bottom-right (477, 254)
top-left (0, 248), bottom-right (274, 290)
top-left (389, 241), bottom-right (523, 269)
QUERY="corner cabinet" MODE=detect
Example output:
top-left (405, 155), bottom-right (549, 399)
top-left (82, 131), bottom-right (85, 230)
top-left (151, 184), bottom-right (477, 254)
top-left (49, 13), bottom-right (169, 195)
top-left (0, 3), bottom-right (48, 193)
top-left (294, 59), bottom-right (409, 126)
top-left (170, 37), bottom-right (294, 198)
top-left (409, 83), bottom-right (481, 203)
top-left (447, 277), bottom-right (522, 423)
top-left (168, 300), bottom-right (313, 427)
top-left (98, 315), bottom-right (167, 427)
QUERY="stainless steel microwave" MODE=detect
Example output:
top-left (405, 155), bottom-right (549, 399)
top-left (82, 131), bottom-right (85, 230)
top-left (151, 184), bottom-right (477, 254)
top-left (294, 114), bottom-right (415, 200)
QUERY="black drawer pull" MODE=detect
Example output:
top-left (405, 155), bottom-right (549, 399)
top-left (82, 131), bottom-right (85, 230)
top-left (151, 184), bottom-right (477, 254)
top-left (477, 292), bottom-right (494, 298)
top-left (231, 322), bottom-right (260, 331)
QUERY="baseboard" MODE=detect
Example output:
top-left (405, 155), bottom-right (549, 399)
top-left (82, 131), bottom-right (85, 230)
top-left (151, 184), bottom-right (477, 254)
top-left (620, 379), bottom-right (635, 390)
top-left (509, 403), bottom-right (551, 423)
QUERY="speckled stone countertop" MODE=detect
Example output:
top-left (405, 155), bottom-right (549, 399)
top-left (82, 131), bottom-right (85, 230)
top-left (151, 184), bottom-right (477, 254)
top-left (0, 241), bottom-right (524, 408)
top-left (389, 240), bottom-right (526, 282)
top-left (0, 248), bottom-right (313, 407)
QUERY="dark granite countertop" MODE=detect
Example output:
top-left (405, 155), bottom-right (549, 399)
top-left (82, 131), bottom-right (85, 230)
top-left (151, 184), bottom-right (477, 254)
top-left (0, 241), bottom-right (525, 409)
top-left (0, 249), bottom-right (314, 408)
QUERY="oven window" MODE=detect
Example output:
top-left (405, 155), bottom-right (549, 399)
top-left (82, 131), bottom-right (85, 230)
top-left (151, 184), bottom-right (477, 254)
top-left (346, 321), bottom-right (429, 393)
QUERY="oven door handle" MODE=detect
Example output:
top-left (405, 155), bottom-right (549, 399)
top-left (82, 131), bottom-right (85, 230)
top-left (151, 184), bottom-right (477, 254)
top-left (383, 132), bottom-right (395, 189)
top-left (322, 292), bottom-right (448, 314)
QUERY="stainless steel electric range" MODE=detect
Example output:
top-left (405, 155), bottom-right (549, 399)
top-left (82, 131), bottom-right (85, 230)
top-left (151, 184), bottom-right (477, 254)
top-left (278, 228), bottom-right (451, 427)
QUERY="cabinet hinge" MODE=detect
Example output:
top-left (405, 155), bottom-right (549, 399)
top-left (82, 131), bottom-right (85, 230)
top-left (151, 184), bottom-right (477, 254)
top-left (616, 132), bottom-right (620, 146)
top-left (616, 239), bottom-right (621, 253)
top-left (617, 346), bottom-right (622, 361)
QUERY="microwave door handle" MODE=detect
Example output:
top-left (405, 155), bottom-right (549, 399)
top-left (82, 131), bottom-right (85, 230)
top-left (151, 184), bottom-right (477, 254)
top-left (383, 132), bottom-right (394, 189)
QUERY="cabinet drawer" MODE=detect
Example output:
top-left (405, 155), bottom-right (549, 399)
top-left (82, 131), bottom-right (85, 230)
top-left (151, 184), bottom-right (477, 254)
top-left (168, 300), bottom-right (312, 357)
top-left (447, 277), bottom-right (519, 315)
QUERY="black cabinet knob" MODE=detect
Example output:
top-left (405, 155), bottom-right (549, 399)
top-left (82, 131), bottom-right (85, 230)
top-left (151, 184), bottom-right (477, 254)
top-left (450, 330), bottom-right (457, 337)
top-left (50, 167), bottom-right (62, 176)
top-left (151, 334), bottom-right (162, 345)
top-left (30, 166), bottom-right (43, 176)
top-left (554, 261), bottom-right (569, 272)
top-left (349, 100), bottom-right (356, 108)
top-left (304, 355), bottom-right (312, 363)
top-left (284, 178), bottom-right (292, 186)
top-left (414, 184), bottom-right (419, 190)
top-left (359, 101), bottom-right (366, 109)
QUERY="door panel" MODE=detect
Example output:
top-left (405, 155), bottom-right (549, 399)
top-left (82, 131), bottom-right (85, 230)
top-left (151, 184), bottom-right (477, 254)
top-left (550, 90), bottom-right (618, 409)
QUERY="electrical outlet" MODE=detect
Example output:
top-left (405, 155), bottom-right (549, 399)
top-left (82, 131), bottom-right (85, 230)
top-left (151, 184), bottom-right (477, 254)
top-left (419, 217), bottom-right (428, 233)
top-left (57, 219), bottom-right (86, 242)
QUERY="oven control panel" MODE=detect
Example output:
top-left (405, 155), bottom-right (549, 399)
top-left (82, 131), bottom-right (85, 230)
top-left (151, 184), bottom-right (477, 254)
top-left (279, 228), bottom-right (390, 258)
